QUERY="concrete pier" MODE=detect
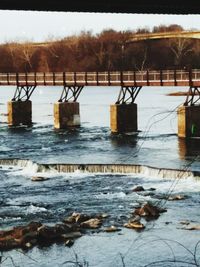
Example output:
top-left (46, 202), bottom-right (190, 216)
top-left (7, 100), bottom-right (32, 126)
top-left (110, 103), bottom-right (138, 133)
top-left (178, 105), bottom-right (200, 138)
top-left (54, 102), bottom-right (80, 129)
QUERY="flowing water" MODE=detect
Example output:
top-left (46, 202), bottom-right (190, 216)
top-left (0, 86), bottom-right (200, 266)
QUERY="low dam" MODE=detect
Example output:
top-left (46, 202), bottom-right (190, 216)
top-left (0, 159), bottom-right (199, 179)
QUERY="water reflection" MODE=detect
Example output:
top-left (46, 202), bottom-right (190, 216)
top-left (178, 137), bottom-right (200, 159)
top-left (110, 133), bottom-right (138, 148)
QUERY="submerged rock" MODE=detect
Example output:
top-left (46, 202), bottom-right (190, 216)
top-left (132, 186), bottom-right (145, 192)
top-left (31, 176), bottom-right (49, 182)
top-left (182, 224), bottom-right (200, 230)
top-left (179, 220), bottom-right (191, 225)
top-left (97, 213), bottom-right (109, 219)
top-left (148, 188), bottom-right (156, 191)
top-left (142, 192), bottom-right (156, 197)
top-left (168, 194), bottom-right (186, 201)
top-left (104, 226), bottom-right (121, 232)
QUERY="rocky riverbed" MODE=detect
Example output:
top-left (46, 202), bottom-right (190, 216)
top-left (0, 201), bottom-right (167, 251)
top-left (0, 165), bottom-right (200, 266)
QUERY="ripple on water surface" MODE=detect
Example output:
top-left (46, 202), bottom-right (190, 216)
top-left (0, 167), bottom-right (200, 266)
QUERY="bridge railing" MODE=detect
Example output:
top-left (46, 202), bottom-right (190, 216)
top-left (0, 69), bottom-right (200, 86)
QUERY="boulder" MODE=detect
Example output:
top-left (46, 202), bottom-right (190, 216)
top-left (6, 221), bottom-right (42, 240)
top-left (63, 212), bottom-right (91, 224)
top-left (37, 225), bottom-right (61, 241)
top-left (124, 220), bottom-right (145, 230)
top-left (65, 239), bottom-right (74, 247)
top-left (62, 231), bottom-right (82, 239)
top-left (97, 213), bottom-right (109, 219)
top-left (104, 226), bottom-right (121, 232)
top-left (81, 218), bottom-right (102, 229)
top-left (54, 223), bottom-right (76, 234)
top-left (0, 220), bottom-right (83, 252)
top-left (0, 237), bottom-right (20, 250)
top-left (182, 224), bottom-right (200, 230)
top-left (132, 186), bottom-right (145, 192)
top-left (168, 194), bottom-right (186, 201)
top-left (18, 231), bottom-right (38, 246)
top-left (130, 215), bottom-right (141, 222)
top-left (134, 203), bottom-right (167, 220)
top-left (31, 176), bottom-right (49, 182)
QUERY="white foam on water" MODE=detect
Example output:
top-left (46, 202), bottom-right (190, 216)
top-left (95, 191), bottom-right (127, 199)
top-left (0, 165), bottom-right (22, 172)
top-left (156, 176), bottom-right (200, 193)
top-left (0, 216), bottom-right (22, 222)
top-left (6, 198), bottom-right (22, 206)
top-left (41, 147), bottom-right (51, 151)
top-left (9, 162), bottom-right (58, 178)
top-left (25, 204), bottom-right (47, 214)
top-left (62, 171), bottom-right (96, 180)
top-left (12, 161), bottom-right (39, 176)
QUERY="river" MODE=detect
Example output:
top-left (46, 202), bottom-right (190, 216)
top-left (0, 85), bottom-right (200, 267)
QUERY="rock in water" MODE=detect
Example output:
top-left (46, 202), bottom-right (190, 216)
top-left (65, 239), bottom-right (74, 247)
top-left (134, 202), bottom-right (167, 220)
top-left (63, 212), bottom-right (91, 224)
top-left (37, 225), bottom-right (60, 241)
top-left (31, 176), bottom-right (49, 182)
top-left (81, 218), bottom-right (102, 229)
top-left (168, 194), bottom-right (186, 201)
top-left (182, 224), bottom-right (200, 230)
top-left (62, 232), bottom-right (82, 239)
top-left (97, 213), bottom-right (109, 219)
top-left (132, 186), bottom-right (145, 192)
top-left (179, 220), bottom-right (190, 225)
top-left (104, 226), bottom-right (121, 232)
top-left (124, 221), bottom-right (145, 230)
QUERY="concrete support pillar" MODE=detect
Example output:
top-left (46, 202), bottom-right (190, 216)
top-left (54, 102), bottom-right (80, 129)
top-left (110, 103), bottom-right (138, 133)
top-left (7, 100), bottom-right (32, 126)
top-left (178, 105), bottom-right (200, 138)
top-left (178, 138), bottom-right (200, 159)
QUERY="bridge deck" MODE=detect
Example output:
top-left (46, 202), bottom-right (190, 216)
top-left (0, 70), bottom-right (200, 87)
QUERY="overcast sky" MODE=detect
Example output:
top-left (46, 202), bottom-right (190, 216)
top-left (0, 11), bottom-right (200, 43)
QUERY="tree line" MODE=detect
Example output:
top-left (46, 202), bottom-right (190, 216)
top-left (0, 24), bottom-right (199, 73)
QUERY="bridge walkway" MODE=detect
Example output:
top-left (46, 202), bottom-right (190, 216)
top-left (0, 69), bottom-right (200, 87)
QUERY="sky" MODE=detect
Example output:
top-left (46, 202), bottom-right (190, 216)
top-left (0, 10), bottom-right (200, 43)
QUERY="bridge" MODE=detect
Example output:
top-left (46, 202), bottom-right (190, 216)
top-left (3, 69), bottom-right (200, 139)
top-left (127, 31), bottom-right (200, 43)
top-left (1, 70), bottom-right (200, 87)
top-left (31, 30), bottom-right (200, 48)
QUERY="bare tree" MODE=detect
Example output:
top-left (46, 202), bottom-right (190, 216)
top-left (169, 38), bottom-right (194, 67)
top-left (7, 41), bottom-right (35, 71)
top-left (20, 42), bottom-right (35, 70)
